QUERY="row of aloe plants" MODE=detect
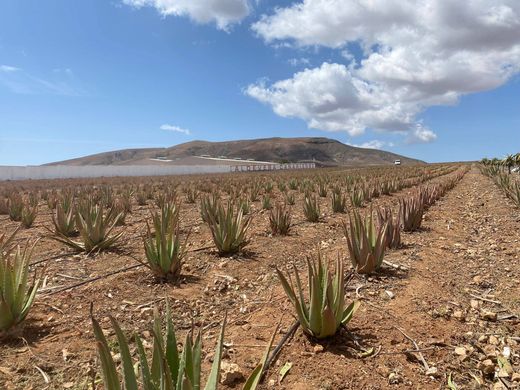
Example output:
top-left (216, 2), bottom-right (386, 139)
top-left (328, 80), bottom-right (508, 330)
top-left (0, 164), bottom-right (467, 387)
top-left (480, 162), bottom-right (520, 207)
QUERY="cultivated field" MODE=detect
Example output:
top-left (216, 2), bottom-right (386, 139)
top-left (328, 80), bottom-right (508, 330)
top-left (0, 164), bottom-right (519, 389)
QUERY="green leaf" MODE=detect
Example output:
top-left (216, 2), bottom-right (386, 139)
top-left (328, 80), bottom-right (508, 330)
top-left (278, 362), bottom-right (292, 383)
top-left (109, 317), bottom-right (138, 390)
top-left (204, 313), bottom-right (226, 390)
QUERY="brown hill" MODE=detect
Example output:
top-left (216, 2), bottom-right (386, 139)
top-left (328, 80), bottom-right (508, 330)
top-left (46, 137), bottom-right (423, 166)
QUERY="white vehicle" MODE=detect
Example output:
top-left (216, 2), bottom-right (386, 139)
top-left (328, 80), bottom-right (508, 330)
top-left (394, 160), bottom-right (401, 165)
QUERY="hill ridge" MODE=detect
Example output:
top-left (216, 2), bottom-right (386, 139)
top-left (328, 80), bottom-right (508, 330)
top-left (46, 137), bottom-right (423, 166)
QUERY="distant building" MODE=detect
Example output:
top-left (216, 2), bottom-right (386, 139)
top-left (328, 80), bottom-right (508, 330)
top-left (394, 159), bottom-right (401, 165)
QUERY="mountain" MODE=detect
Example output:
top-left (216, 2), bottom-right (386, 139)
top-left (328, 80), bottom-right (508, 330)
top-left (46, 137), bottom-right (423, 166)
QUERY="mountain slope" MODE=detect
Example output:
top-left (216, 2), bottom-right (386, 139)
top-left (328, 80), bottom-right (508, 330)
top-left (47, 137), bottom-right (423, 166)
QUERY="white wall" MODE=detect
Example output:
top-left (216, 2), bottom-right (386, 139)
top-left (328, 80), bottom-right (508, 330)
top-left (0, 162), bottom-right (317, 181)
top-left (0, 165), bottom-right (231, 181)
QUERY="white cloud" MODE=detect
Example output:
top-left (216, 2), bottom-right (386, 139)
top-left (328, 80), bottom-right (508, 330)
top-left (348, 140), bottom-right (393, 150)
top-left (246, 62), bottom-right (418, 135)
top-left (0, 65), bottom-right (20, 73)
top-left (123, 0), bottom-right (250, 30)
top-left (406, 124), bottom-right (437, 144)
top-left (160, 124), bottom-right (191, 135)
top-left (287, 57), bottom-right (310, 67)
top-left (249, 0), bottom-right (520, 143)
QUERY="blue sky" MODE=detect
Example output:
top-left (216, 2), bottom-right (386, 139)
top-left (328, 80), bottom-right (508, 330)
top-left (1, 0), bottom-right (519, 165)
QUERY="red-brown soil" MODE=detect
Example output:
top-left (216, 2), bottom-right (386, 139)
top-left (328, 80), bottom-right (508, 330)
top-left (0, 166), bottom-right (518, 390)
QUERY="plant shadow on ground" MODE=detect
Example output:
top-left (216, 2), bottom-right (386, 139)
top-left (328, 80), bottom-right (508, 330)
top-left (212, 248), bottom-right (260, 261)
top-left (0, 320), bottom-right (54, 347)
top-left (304, 327), bottom-right (379, 360)
top-left (376, 266), bottom-right (408, 279)
top-left (137, 272), bottom-right (202, 287)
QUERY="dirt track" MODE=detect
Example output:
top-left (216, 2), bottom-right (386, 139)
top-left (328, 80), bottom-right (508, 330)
top-left (257, 167), bottom-right (520, 389)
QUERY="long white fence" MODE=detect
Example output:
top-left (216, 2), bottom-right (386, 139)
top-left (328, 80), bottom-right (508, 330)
top-left (0, 162), bottom-right (316, 181)
top-left (231, 162), bottom-right (315, 172)
top-left (0, 165), bottom-right (230, 181)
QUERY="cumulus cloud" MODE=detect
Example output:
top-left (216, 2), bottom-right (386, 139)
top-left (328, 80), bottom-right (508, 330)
top-left (123, 0), bottom-right (250, 30)
top-left (350, 140), bottom-right (385, 150)
top-left (248, 0), bottom-right (520, 142)
top-left (406, 124), bottom-right (437, 144)
top-left (160, 124), bottom-right (191, 135)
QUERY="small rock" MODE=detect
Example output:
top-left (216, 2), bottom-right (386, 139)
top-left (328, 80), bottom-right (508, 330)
top-left (426, 367), bottom-right (438, 377)
top-left (453, 310), bottom-right (465, 320)
top-left (512, 373), bottom-right (520, 382)
top-left (480, 310), bottom-right (497, 321)
top-left (489, 335), bottom-right (499, 345)
top-left (454, 346), bottom-right (467, 356)
top-left (385, 290), bottom-right (395, 299)
top-left (470, 300), bottom-right (480, 309)
top-left (220, 361), bottom-right (245, 385)
top-left (483, 344), bottom-right (497, 358)
top-left (313, 344), bottom-right (324, 353)
top-left (478, 359), bottom-right (495, 375)
top-left (112, 353), bottom-right (121, 363)
top-left (388, 372), bottom-right (402, 384)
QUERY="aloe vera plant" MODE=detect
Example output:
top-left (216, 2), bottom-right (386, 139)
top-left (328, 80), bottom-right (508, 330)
top-left (331, 189), bottom-right (347, 213)
top-left (7, 193), bottom-right (24, 222)
top-left (0, 242), bottom-right (39, 336)
top-left (399, 195), bottom-right (424, 232)
top-left (343, 210), bottom-right (387, 274)
top-left (185, 187), bottom-right (199, 204)
top-left (206, 201), bottom-right (251, 255)
top-left (53, 199), bottom-right (123, 252)
top-left (276, 252), bottom-right (360, 339)
top-left (0, 197), bottom-right (9, 215)
top-left (284, 192), bottom-right (295, 206)
top-left (200, 193), bottom-right (219, 224)
top-left (303, 195), bottom-right (320, 222)
top-left (269, 203), bottom-right (292, 235)
top-left (51, 200), bottom-right (76, 237)
top-left (21, 203), bottom-right (38, 228)
top-left (92, 304), bottom-right (226, 390)
top-left (376, 207), bottom-right (401, 249)
top-left (350, 186), bottom-right (364, 208)
top-left (143, 202), bottom-right (188, 281)
top-left (0, 228), bottom-right (19, 255)
top-left (317, 181), bottom-right (327, 197)
top-left (262, 195), bottom-right (272, 210)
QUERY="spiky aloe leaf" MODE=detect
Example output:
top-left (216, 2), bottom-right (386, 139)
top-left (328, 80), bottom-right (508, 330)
top-left (203, 312), bottom-right (226, 390)
top-left (242, 322), bottom-right (279, 390)
top-left (341, 301), bottom-right (361, 325)
top-left (91, 316), bottom-right (120, 390)
top-left (109, 317), bottom-right (139, 390)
